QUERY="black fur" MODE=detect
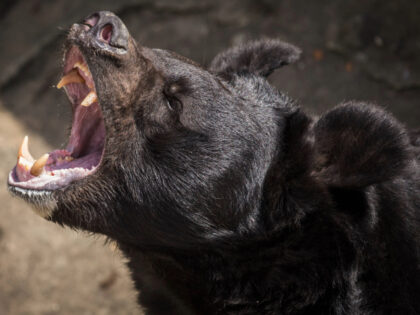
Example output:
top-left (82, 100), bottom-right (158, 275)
top-left (11, 12), bottom-right (420, 315)
top-left (210, 38), bottom-right (301, 77)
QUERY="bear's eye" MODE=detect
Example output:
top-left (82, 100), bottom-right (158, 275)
top-left (165, 98), bottom-right (175, 111)
top-left (164, 94), bottom-right (182, 112)
top-left (163, 83), bottom-right (183, 113)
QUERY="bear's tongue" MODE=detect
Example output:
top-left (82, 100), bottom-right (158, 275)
top-left (14, 131), bottom-right (103, 184)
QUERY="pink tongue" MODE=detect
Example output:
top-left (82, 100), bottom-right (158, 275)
top-left (47, 151), bottom-right (101, 171)
top-left (13, 148), bottom-right (101, 183)
top-left (15, 150), bottom-right (72, 182)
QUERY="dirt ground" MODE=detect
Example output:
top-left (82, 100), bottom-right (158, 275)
top-left (0, 0), bottom-right (419, 314)
top-left (0, 104), bottom-right (141, 314)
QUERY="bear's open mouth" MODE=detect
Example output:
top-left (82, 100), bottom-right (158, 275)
top-left (8, 46), bottom-right (105, 191)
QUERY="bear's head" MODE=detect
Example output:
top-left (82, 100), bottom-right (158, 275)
top-left (8, 11), bottom-right (412, 249)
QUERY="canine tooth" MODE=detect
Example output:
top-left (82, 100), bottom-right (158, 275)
top-left (75, 62), bottom-right (93, 88)
top-left (81, 91), bottom-right (98, 107)
top-left (74, 62), bottom-right (90, 77)
top-left (57, 69), bottom-right (85, 88)
top-left (30, 153), bottom-right (49, 176)
top-left (18, 135), bottom-right (34, 162)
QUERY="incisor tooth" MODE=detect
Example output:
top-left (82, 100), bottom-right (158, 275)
top-left (57, 69), bottom-right (85, 89)
top-left (30, 153), bottom-right (49, 176)
top-left (16, 156), bottom-right (34, 181)
top-left (18, 135), bottom-right (34, 162)
top-left (17, 156), bottom-right (33, 172)
top-left (81, 91), bottom-right (98, 107)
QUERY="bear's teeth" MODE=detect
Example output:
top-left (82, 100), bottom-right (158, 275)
top-left (81, 91), bottom-right (98, 107)
top-left (57, 69), bottom-right (85, 88)
top-left (30, 153), bottom-right (49, 176)
top-left (17, 156), bottom-right (33, 172)
top-left (74, 62), bottom-right (94, 88)
top-left (18, 135), bottom-right (34, 162)
top-left (74, 62), bottom-right (90, 78)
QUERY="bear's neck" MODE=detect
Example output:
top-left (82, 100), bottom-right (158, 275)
top-left (118, 211), bottom-right (348, 315)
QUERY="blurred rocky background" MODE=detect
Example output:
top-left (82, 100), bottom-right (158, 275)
top-left (0, 0), bottom-right (419, 314)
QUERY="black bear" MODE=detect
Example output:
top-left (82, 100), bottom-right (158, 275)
top-left (8, 11), bottom-right (420, 315)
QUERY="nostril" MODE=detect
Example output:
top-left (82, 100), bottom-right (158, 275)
top-left (84, 13), bottom-right (99, 28)
top-left (100, 24), bottom-right (113, 44)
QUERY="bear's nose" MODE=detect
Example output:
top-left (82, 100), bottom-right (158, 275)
top-left (83, 11), bottom-right (129, 50)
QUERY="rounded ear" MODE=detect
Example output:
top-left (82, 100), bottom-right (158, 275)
top-left (209, 39), bottom-right (301, 77)
top-left (312, 102), bottom-right (412, 188)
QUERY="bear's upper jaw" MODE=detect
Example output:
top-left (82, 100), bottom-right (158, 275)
top-left (8, 46), bottom-right (105, 193)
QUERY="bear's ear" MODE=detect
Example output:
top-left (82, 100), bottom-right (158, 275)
top-left (312, 102), bottom-right (412, 188)
top-left (209, 39), bottom-right (301, 77)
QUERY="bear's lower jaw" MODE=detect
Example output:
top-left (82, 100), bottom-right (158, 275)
top-left (8, 186), bottom-right (57, 218)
